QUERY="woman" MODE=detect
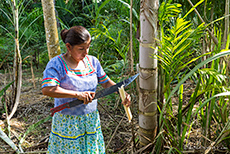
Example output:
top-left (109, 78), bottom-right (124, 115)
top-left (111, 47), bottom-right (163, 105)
top-left (42, 26), bottom-right (131, 154)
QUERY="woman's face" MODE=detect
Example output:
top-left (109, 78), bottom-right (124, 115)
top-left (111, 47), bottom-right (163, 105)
top-left (67, 39), bottom-right (91, 62)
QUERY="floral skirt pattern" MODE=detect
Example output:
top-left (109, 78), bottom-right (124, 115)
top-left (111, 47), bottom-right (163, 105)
top-left (47, 110), bottom-right (105, 154)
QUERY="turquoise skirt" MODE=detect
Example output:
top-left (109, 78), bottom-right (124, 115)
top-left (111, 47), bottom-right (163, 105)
top-left (47, 110), bottom-right (105, 154)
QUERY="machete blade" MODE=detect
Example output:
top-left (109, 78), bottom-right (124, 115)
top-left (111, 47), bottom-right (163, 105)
top-left (50, 73), bottom-right (139, 116)
top-left (94, 73), bottom-right (139, 99)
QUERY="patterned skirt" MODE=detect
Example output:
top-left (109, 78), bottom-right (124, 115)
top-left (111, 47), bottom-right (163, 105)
top-left (47, 110), bottom-right (105, 154)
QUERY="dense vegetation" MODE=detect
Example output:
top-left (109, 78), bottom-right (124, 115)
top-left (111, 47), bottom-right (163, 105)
top-left (0, 0), bottom-right (140, 76)
top-left (0, 0), bottom-right (230, 153)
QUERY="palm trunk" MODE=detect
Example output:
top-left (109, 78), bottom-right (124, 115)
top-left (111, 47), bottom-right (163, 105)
top-left (41, 0), bottom-right (61, 60)
top-left (8, 0), bottom-right (22, 120)
top-left (139, 0), bottom-right (159, 146)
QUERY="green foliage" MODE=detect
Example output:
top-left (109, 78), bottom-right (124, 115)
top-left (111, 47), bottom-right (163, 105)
top-left (157, 50), bottom-right (230, 153)
top-left (0, 0), bottom-right (140, 70)
top-left (159, 1), bottom-right (182, 26)
top-left (90, 24), bottom-right (130, 77)
top-left (55, 0), bottom-right (91, 28)
top-left (0, 37), bottom-right (14, 68)
top-left (0, 0), bottom-right (46, 69)
top-left (116, 0), bottom-right (139, 21)
top-left (155, 0), bottom-right (230, 153)
top-left (156, 6), bottom-right (207, 92)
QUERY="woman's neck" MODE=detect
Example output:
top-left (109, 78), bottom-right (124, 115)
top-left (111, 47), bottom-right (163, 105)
top-left (63, 53), bottom-right (86, 69)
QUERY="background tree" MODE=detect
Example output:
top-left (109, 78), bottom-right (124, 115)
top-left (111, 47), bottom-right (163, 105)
top-left (41, 0), bottom-right (61, 60)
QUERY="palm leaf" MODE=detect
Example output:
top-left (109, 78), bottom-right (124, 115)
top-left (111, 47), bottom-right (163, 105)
top-left (0, 126), bottom-right (21, 153)
top-left (97, 0), bottom-right (111, 16)
top-left (117, 0), bottom-right (139, 20)
top-left (0, 80), bottom-right (14, 97)
top-left (183, 0), bottom-right (204, 19)
top-left (0, 8), bottom-right (13, 25)
top-left (19, 116), bottom-right (52, 146)
top-left (0, 25), bottom-right (15, 39)
top-left (195, 92), bottom-right (230, 116)
top-left (159, 50), bottom-right (230, 125)
top-left (19, 14), bottom-right (43, 41)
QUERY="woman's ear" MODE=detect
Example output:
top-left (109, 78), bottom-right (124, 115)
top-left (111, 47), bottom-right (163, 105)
top-left (66, 43), bottom-right (72, 51)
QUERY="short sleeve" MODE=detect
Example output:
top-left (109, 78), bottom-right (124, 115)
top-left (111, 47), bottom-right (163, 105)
top-left (42, 58), bottom-right (62, 89)
top-left (95, 58), bottom-right (110, 84)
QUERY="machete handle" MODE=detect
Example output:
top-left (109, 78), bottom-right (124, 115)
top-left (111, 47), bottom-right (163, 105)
top-left (50, 102), bottom-right (70, 117)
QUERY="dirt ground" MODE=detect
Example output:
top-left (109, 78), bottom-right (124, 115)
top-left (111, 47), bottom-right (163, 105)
top-left (0, 68), bottom-right (139, 154)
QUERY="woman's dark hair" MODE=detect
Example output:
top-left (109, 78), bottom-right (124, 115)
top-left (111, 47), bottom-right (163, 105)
top-left (60, 26), bottom-right (91, 46)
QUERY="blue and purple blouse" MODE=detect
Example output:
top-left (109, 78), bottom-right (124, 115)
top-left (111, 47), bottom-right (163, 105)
top-left (42, 54), bottom-right (110, 116)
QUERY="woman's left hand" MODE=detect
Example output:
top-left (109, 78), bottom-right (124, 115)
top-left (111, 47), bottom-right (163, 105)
top-left (122, 93), bottom-right (131, 107)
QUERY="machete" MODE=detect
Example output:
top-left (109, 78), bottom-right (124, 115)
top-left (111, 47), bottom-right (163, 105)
top-left (50, 73), bottom-right (139, 116)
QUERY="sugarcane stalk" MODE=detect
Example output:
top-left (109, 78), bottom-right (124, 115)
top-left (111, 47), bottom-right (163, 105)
top-left (118, 85), bottom-right (132, 122)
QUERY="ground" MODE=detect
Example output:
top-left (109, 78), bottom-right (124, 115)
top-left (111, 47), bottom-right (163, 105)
top-left (0, 67), bottom-right (139, 154)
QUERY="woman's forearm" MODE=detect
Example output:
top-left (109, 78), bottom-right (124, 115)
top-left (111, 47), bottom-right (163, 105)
top-left (42, 86), bottom-right (78, 98)
top-left (42, 86), bottom-right (95, 104)
top-left (101, 80), bottom-right (116, 89)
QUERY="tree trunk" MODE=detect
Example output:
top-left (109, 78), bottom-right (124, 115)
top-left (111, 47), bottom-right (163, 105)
top-left (8, 0), bottom-right (22, 120)
top-left (139, 0), bottom-right (159, 146)
top-left (222, 0), bottom-right (229, 49)
top-left (224, 0), bottom-right (230, 79)
top-left (41, 0), bottom-right (61, 60)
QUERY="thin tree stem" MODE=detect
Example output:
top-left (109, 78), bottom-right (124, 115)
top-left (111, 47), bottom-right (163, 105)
top-left (187, 0), bottom-right (219, 45)
top-left (129, 0), bottom-right (134, 74)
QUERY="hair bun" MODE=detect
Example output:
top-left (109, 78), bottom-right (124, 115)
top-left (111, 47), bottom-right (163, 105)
top-left (60, 29), bottom-right (68, 43)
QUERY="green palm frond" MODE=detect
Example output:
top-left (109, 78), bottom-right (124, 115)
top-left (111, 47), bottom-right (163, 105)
top-left (164, 50), bottom-right (230, 118)
top-left (154, 16), bottom-right (205, 89)
top-left (199, 68), bottom-right (227, 84)
top-left (159, 1), bottom-right (182, 25)
top-left (91, 24), bottom-right (128, 61)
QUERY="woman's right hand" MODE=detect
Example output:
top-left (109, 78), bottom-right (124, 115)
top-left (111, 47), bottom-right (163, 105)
top-left (75, 91), bottom-right (95, 104)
